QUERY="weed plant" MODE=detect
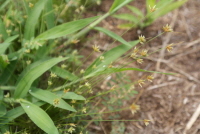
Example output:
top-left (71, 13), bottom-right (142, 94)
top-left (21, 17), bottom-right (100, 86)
top-left (0, 0), bottom-right (184, 133)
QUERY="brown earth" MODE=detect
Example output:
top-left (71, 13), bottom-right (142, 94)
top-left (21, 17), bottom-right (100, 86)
top-left (79, 0), bottom-right (200, 134)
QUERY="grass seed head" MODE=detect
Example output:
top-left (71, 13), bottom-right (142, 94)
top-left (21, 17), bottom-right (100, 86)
top-left (92, 44), bottom-right (101, 52)
top-left (48, 81), bottom-right (52, 86)
top-left (29, 3), bottom-right (34, 8)
top-left (53, 99), bottom-right (60, 106)
top-left (139, 35), bottom-right (146, 44)
top-left (140, 49), bottom-right (148, 57)
top-left (137, 58), bottom-right (143, 64)
top-left (129, 103), bottom-right (140, 114)
top-left (138, 79), bottom-right (145, 87)
top-left (163, 24), bottom-right (173, 32)
top-left (149, 5), bottom-right (157, 12)
top-left (143, 119), bottom-right (151, 126)
top-left (166, 43), bottom-right (174, 52)
top-left (146, 75), bottom-right (154, 82)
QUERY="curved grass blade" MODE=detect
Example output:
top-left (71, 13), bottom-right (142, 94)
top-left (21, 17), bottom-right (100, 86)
top-left (89, 67), bottom-right (176, 77)
top-left (45, 0), bottom-right (55, 29)
top-left (0, 60), bottom-right (17, 85)
top-left (94, 27), bottom-right (132, 46)
top-left (56, 91), bottom-right (86, 100)
top-left (0, 101), bottom-right (45, 125)
top-left (24, 0), bottom-right (48, 40)
top-left (0, 104), bottom-right (6, 117)
top-left (84, 40), bottom-right (139, 76)
top-left (20, 100), bottom-right (59, 134)
top-left (112, 14), bottom-right (139, 24)
top-left (109, 0), bottom-right (133, 13)
top-left (126, 5), bottom-right (144, 18)
top-left (0, 35), bottom-right (19, 54)
top-left (0, 18), bottom-right (8, 40)
top-left (14, 57), bottom-right (68, 99)
top-left (36, 16), bottom-right (99, 41)
top-left (152, 0), bottom-right (187, 20)
top-left (51, 66), bottom-right (79, 81)
top-left (29, 88), bottom-right (76, 112)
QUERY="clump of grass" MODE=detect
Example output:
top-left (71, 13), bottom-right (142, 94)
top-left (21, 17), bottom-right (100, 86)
top-left (0, 0), bottom-right (184, 133)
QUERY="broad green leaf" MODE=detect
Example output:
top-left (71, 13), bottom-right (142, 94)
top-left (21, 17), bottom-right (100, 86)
top-left (45, 0), bottom-right (55, 29)
top-left (20, 100), bottom-right (59, 134)
top-left (109, 0), bottom-right (133, 13)
top-left (89, 67), bottom-right (176, 77)
top-left (84, 40), bottom-right (139, 76)
top-left (0, 35), bottom-right (19, 54)
top-left (152, 0), bottom-right (187, 20)
top-left (14, 57), bottom-right (68, 99)
top-left (51, 66), bottom-right (79, 81)
top-left (56, 91), bottom-right (86, 100)
top-left (126, 5), bottom-right (144, 18)
top-left (36, 16), bottom-right (99, 40)
top-left (0, 60), bottom-right (17, 85)
top-left (117, 23), bottom-right (135, 29)
top-left (24, 0), bottom-right (48, 40)
top-left (94, 27), bottom-right (131, 46)
top-left (0, 104), bottom-right (6, 117)
top-left (112, 14), bottom-right (139, 24)
top-left (0, 17), bottom-right (8, 40)
top-left (0, 101), bottom-right (45, 125)
top-left (29, 88), bottom-right (76, 112)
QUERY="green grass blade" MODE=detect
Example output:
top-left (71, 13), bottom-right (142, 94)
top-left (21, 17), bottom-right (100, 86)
top-left (0, 104), bottom-right (6, 117)
top-left (0, 90), bottom-right (3, 100)
top-left (152, 0), bottom-right (187, 20)
top-left (0, 17), bottom-right (8, 40)
top-left (20, 100), bottom-right (59, 134)
top-left (126, 5), bottom-right (144, 17)
top-left (0, 43), bottom-right (10, 55)
top-left (90, 67), bottom-right (176, 77)
top-left (0, 60), bottom-right (17, 85)
top-left (14, 57), bottom-right (68, 99)
top-left (0, 35), bottom-right (19, 54)
top-left (0, 101), bottom-right (45, 125)
top-left (117, 23), bottom-right (135, 29)
top-left (84, 40), bottom-right (139, 76)
top-left (112, 14), bottom-right (139, 24)
top-left (29, 88), bottom-right (76, 112)
top-left (45, 0), bottom-right (55, 29)
top-left (24, 0), bottom-right (48, 40)
top-left (35, 16), bottom-right (99, 41)
top-left (109, 0), bottom-right (133, 13)
top-left (0, 0), bottom-right (11, 11)
top-left (51, 66), bottom-right (79, 81)
top-left (56, 91), bottom-right (86, 100)
top-left (94, 27), bottom-right (131, 46)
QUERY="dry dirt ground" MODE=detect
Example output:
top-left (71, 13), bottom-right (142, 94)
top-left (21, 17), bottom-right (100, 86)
top-left (80, 0), bottom-right (200, 134)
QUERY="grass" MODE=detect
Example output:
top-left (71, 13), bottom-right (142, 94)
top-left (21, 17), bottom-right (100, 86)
top-left (0, 0), bottom-right (184, 133)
